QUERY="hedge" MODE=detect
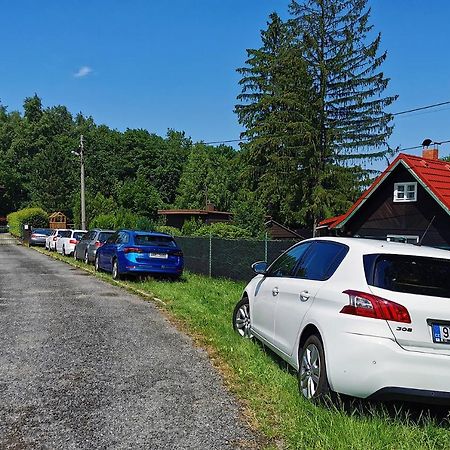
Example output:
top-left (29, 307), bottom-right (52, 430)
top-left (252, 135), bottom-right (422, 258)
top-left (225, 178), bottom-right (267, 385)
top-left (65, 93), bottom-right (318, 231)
top-left (7, 208), bottom-right (49, 237)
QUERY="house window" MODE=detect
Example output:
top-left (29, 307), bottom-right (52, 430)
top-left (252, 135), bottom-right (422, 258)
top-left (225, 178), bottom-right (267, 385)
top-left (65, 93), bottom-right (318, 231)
top-left (393, 182), bottom-right (417, 202)
top-left (387, 235), bottom-right (419, 244)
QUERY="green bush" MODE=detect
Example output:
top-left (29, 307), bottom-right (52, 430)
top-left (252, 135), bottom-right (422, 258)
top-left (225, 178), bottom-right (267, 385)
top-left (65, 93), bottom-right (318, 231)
top-left (90, 213), bottom-right (116, 229)
top-left (181, 218), bottom-right (203, 236)
top-left (90, 209), bottom-right (157, 231)
top-left (7, 207), bottom-right (49, 237)
top-left (155, 225), bottom-right (182, 236)
top-left (192, 222), bottom-right (252, 239)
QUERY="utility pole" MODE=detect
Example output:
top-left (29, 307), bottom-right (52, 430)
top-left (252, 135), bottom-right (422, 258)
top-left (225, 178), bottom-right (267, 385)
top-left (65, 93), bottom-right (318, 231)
top-left (80, 135), bottom-right (86, 230)
top-left (72, 136), bottom-right (86, 230)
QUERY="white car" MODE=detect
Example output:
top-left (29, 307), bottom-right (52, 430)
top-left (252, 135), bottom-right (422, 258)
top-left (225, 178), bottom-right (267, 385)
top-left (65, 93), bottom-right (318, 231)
top-left (45, 229), bottom-right (70, 251)
top-left (56, 229), bottom-right (87, 256)
top-left (233, 237), bottom-right (450, 403)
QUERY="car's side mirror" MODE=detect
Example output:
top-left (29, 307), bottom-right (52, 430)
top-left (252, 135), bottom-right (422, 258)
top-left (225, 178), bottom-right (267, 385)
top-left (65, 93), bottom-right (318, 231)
top-left (252, 261), bottom-right (268, 275)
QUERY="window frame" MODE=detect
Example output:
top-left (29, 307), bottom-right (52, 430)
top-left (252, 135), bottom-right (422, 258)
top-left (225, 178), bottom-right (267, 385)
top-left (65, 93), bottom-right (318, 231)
top-left (393, 182), bottom-right (417, 202)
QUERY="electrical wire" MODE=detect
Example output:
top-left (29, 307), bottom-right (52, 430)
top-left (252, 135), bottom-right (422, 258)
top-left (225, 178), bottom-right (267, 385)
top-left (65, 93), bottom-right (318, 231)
top-left (392, 100), bottom-right (450, 116)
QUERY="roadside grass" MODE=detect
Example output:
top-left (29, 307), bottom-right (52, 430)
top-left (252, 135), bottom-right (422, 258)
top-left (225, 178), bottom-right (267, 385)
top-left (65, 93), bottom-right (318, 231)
top-left (36, 247), bottom-right (450, 450)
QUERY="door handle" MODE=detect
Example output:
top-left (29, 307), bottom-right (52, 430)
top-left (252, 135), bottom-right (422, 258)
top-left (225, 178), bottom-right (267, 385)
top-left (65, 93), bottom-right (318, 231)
top-left (272, 287), bottom-right (279, 296)
top-left (299, 290), bottom-right (310, 302)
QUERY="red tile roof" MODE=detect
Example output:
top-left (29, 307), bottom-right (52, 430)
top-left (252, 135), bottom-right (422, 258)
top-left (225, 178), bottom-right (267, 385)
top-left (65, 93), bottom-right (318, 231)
top-left (319, 153), bottom-right (450, 229)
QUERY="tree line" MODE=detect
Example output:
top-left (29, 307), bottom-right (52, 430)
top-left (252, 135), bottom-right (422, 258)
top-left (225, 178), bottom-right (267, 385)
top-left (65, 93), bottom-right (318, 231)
top-left (0, 0), bottom-right (396, 237)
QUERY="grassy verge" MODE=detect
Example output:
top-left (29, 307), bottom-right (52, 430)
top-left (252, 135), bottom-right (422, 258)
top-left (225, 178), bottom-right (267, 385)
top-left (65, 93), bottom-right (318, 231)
top-left (35, 247), bottom-right (450, 449)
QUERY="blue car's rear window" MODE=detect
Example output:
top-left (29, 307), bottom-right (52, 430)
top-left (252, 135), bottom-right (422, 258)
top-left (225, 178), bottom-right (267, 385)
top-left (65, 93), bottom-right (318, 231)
top-left (135, 235), bottom-right (176, 247)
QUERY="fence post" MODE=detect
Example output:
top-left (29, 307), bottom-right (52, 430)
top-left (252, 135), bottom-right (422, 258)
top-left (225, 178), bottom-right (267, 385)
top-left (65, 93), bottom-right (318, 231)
top-left (264, 232), bottom-right (268, 262)
top-left (209, 231), bottom-right (212, 277)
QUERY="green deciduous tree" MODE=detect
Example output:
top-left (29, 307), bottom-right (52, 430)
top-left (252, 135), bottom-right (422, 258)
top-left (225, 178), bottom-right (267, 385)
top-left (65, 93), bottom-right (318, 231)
top-left (175, 143), bottom-right (238, 211)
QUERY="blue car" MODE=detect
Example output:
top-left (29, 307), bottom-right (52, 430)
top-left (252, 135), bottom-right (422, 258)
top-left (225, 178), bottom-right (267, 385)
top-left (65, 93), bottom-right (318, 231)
top-left (95, 230), bottom-right (183, 280)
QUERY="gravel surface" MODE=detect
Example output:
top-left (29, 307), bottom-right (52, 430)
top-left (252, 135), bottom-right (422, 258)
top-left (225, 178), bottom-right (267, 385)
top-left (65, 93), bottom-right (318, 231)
top-left (0, 242), bottom-right (257, 449)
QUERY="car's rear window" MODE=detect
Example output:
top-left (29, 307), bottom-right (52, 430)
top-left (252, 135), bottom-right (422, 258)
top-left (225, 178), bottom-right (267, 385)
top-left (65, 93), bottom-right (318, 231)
top-left (58, 230), bottom-right (71, 237)
top-left (33, 228), bottom-right (52, 235)
top-left (134, 235), bottom-right (176, 247)
top-left (98, 232), bottom-right (114, 242)
top-left (73, 232), bottom-right (86, 240)
top-left (364, 254), bottom-right (450, 298)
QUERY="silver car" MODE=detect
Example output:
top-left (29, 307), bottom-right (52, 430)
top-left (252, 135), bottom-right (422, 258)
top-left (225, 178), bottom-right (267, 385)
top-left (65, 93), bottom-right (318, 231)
top-left (74, 229), bottom-right (115, 264)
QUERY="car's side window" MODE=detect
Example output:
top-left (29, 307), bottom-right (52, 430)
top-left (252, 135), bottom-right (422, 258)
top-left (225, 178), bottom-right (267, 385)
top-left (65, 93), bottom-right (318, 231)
top-left (80, 232), bottom-right (89, 241)
top-left (116, 232), bottom-right (129, 244)
top-left (267, 243), bottom-right (312, 278)
top-left (294, 241), bottom-right (349, 281)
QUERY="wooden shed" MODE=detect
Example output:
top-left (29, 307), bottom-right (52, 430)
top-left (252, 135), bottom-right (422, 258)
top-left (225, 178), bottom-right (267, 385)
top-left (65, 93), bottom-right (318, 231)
top-left (49, 211), bottom-right (67, 229)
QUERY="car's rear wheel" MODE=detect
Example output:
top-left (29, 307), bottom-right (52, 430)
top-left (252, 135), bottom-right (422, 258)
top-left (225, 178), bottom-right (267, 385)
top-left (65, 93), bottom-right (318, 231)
top-left (84, 251), bottom-right (89, 265)
top-left (298, 334), bottom-right (331, 400)
top-left (232, 297), bottom-right (253, 338)
top-left (112, 259), bottom-right (121, 280)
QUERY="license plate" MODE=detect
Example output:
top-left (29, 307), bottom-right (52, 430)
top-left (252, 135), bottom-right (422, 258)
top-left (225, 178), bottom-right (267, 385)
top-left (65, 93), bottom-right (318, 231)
top-left (431, 323), bottom-right (450, 343)
top-left (149, 252), bottom-right (168, 259)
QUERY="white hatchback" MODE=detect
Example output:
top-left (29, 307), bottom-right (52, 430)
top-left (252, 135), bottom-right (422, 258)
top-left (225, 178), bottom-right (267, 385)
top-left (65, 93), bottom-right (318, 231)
top-left (56, 229), bottom-right (87, 256)
top-left (233, 237), bottom-right (450, 403)
top-left (45, 229), bottom-right (70, 251)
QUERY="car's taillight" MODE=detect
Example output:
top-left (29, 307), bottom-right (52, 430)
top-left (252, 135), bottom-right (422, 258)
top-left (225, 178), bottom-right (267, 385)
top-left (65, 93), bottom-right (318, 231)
top-left (172, 250), bottom-right (183, 257)
top-left (95, 241), bottom-right (102, 247)
top-left (340, 290), bottom-right (411, 323)
top-left (69, 239), bottom-right (78, 244)
top-left (31, 234), bottom-right (37, 238)
top-left (123, 247), bottom-right (144, 254)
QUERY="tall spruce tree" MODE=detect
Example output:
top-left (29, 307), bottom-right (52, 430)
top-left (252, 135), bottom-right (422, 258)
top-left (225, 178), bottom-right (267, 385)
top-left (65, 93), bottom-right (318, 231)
top-left (235, 13), bottom-right (318, 225)
top-left (287, 0), bottom-right (398, 230)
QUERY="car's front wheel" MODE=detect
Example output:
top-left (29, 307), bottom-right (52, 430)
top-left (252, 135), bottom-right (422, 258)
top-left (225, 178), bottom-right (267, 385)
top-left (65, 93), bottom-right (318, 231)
top-left (95, 254), bottom-right (101, 272)
top-left (298, 334), bottom-right (331, 400)
top-left (232, 297), bottom-right (253, 338)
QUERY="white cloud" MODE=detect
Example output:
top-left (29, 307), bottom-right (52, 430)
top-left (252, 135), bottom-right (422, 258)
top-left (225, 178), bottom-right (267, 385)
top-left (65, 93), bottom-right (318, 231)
top-left (74, 66), bottom-right (93, 78)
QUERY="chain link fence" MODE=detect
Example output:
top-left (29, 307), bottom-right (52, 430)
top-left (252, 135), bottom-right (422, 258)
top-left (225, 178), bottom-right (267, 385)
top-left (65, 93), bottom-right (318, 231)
top-left (175, 236), bottom-right (300, 281)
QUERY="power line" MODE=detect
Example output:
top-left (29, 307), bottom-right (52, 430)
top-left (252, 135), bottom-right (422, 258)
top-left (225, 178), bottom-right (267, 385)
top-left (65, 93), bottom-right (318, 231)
top-left (392, 100), bottom-right (450, 116)
top-left (401, 139), bottom-right (450, 152)
top-left (202, 100), bottom-right (450, 146)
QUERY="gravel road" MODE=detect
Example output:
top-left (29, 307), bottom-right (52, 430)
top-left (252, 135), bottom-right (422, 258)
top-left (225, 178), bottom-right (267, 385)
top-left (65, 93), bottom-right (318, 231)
top-left (0, 241), bottom-right (257, 449)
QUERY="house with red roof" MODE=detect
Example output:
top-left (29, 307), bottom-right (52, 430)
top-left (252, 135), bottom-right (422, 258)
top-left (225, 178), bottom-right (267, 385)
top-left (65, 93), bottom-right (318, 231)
top-left (317, 147), bottom-right (450, 248)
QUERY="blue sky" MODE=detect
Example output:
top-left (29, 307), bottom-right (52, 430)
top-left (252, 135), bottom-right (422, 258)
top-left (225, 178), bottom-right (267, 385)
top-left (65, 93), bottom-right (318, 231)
top-left (1, 1), bottom-right (450, 163)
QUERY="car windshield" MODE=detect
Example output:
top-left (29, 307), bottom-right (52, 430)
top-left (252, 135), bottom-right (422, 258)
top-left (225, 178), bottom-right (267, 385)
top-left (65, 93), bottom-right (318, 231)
top-left (58, 230), bottom-right (71, 238)
top-left (33, 228), bottom-right (52, 235)
top-left (99, 232), bottom-right (114, 242)
top-left (366, 254), bottom-right (450, 298)
top-left (73, 232), bottom-right (86, 240)
top-left (134, 235), bottom-right (176, 247)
